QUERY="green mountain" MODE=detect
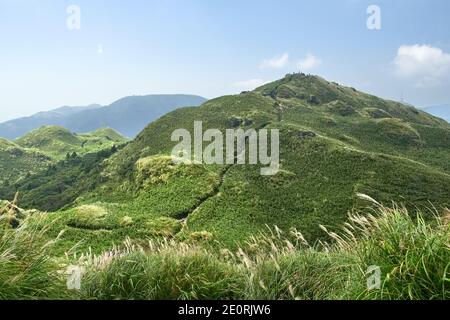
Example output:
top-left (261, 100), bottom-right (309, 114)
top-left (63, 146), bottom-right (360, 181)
top-left (14, 126), bottom-right (128, 160)
top-left (0, 95), bottom-right (207, 139)
top-left (0, 138), bottom-right (51, 186)
top-left (0, 126), bottom-right (128, 188)
top-left (4, 74), bottom-right (450, 253)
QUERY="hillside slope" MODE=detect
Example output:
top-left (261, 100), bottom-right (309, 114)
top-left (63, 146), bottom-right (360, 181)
top-left (0, 138), bottom-right (51, 185)
top-left (0, 95), bottom-right (207, 139)
top-left (0, 126), bottom-right (128, 187)
top-left (15, 126), bottom-right (128, 160)
top-left (6, 74), bottom-right (450, 252)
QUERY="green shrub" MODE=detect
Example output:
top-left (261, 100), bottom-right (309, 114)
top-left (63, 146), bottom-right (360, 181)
top-left (145, 217), bottom-right (182, 236)
top-left (67, 205), bottom-right (111, 230)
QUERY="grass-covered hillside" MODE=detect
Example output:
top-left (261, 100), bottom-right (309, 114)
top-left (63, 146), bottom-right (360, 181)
top-left (1, 201), bottom-right (448, 300)
top-left (15, 126), bottom-right (128, 160)
top-left (51, 73), bottom-right (448, 249)
top-left (4, 74), bottom-right (449, 256)
top-left (1, 74), bottom-right (449, 300)
top-left (0, 138), bottom-right (51, 185)
top-left (0, 145), bottom-right (122, 212)
top-left (0, 126), bottom-right (128, 187)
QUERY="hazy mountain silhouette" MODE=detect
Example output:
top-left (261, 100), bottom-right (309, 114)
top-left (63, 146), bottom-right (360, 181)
top-left (0, 95), bottom-right (207, 139)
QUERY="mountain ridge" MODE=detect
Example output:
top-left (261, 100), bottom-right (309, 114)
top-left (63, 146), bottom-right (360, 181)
top-left (0, 94), bottom-right (207, 139)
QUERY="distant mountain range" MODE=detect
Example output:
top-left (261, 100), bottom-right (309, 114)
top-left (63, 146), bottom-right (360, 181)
top-left (421, 105), bottom-right (450, 123)
top-left (0, 95), bottom-right (207, 139)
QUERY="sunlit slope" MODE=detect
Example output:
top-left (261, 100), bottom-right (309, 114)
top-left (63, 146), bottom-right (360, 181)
top-left (7, 74), bottom-right (450, 251)
top-left (0, 126), bottom-right (128, 193)
top-left (61, 74), bottom-right (450, 248)
top-left (15, 125), bottom-right (128, 159)
top-left (0, 138), bottom-right (51, 185)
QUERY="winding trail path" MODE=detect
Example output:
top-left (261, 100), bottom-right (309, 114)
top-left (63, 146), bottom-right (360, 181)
top-left (174, 121), bottom-right (273, 222)
top-left (175, 164), bottom-right (233, 220)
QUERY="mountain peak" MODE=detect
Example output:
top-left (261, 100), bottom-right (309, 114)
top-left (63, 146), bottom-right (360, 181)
top-left (15, 125), bottom-right (79, 148)
top-left (84, 127), bottom-right (128, 142)
top-left (250, 73), bottom-right (448, 128)
top-left (255, 73), bottom-right (355, 104)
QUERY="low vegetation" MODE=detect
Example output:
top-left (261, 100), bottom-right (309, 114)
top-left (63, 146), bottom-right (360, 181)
top-left (1, 201), bottom-right (448, 300)
top-left (0, 126), bottom-right (128, 187)
top-left (15, 126), bottom-right (128, 160)
top-left (0, 145), bottom-right (123, 212)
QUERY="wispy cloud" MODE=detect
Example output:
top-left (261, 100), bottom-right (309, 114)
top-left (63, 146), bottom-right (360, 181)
top-left (394, 44), bottom-right (450, 87)
top-left (297, 54), bottom-right (322, 71)
top-left (233, 79), bottom-right (267, 91)
top-left (260, 53), bottom-right (290, 69)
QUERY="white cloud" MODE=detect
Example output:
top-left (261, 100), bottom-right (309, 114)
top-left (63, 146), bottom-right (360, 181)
top-left (233, 79), bottom-right (267, 91)
top-left (393, 45), bottom-right (450, 87)
top-left (260, 53), bottom-right (290, 69)
top-left (297, 54), bottom-right (322, 71)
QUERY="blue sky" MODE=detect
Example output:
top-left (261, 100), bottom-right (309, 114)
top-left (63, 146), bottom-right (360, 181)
top-left (1, 0), bottom-right (450, 122)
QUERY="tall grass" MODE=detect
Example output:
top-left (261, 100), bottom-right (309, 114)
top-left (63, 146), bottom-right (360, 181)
top-left (1, 200), bottom-right (448, 300)
top-left (78, 239), bottom-right (244, 300)
top-left (0, 215), bottom-right (70, 300)
top-left (238, 197), bottom-right (449, 300)
top-left (76, 200), bottom-right (449, 300)
top-left (337, 196), bottom-right (450, 299)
